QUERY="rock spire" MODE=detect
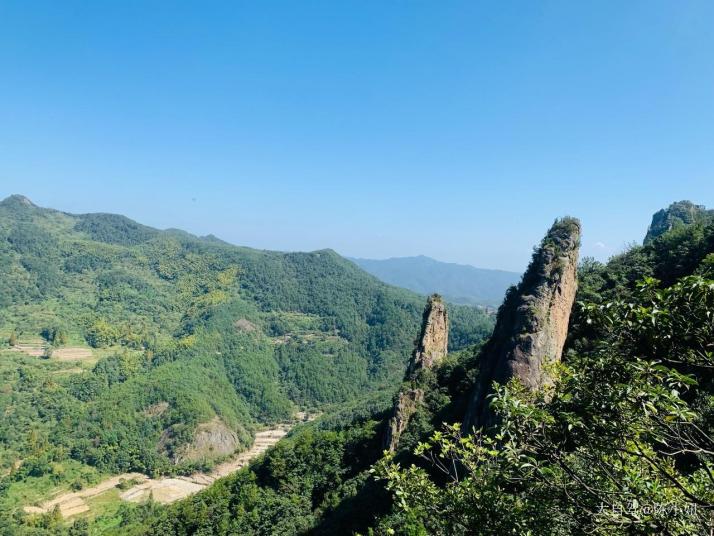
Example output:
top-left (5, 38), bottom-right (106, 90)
top-left (384, 294), bottom-right (448, 451)
top-left (463, 217), bottom-right (581, 432)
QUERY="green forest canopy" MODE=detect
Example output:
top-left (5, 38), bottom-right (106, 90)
top-left (95, 201), bottom-right (714, 536)
top-left (0, 194), bottom-right (494, 532)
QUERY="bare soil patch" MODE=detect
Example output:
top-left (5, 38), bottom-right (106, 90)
top-left (22, 473), bottom-right (146, 518)
top-left (234, 318), bottom-right (257, 332)
top-left (10, 344), bottom-right (45, 357)
top-left (52, 347), bottom-right (94, 361)
top-left (143, 401), bottom-right (169, 417)
top-left (8, 345), bottom-right (93, 362)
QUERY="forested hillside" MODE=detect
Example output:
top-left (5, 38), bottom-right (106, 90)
top-left (100, 201), bottom-right (714, 536)
top-left (0, 195), bottom-right (494, 534)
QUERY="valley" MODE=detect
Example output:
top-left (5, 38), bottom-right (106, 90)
top-left (0, 196), bottom-right (711, 535)
top-left (3, 2), bottom-right (712, 533)
top-left (0, 194), bottom-right (494, 534)
top-left (108, 201), bottom-right (714, 536)
top-left (23, 427), bottom-right (290, 519)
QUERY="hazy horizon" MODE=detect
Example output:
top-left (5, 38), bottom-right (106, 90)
top-left (0, 190), bottom-right (693, 274)
top-left (347, 254), bottom-right (520, 274)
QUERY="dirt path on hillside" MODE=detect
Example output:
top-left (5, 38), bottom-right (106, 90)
top-left (23, 427), bottom-right (290, 518)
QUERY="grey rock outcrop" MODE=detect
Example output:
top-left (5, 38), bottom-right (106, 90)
top-left (644, 200), bottom-right (713, 244)
top-left (384, 294), bottom-right (448, 451)
top-left (408, 294), bottom-right (449, 377)
top-left (384, 388), bottom-right (425, 452)
top-left (160, 417), bottom-right (244, 464)
top-left (463, 217), bottom-right (581, 432)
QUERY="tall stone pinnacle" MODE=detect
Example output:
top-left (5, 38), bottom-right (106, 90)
top-left (463, 217), bottom-right (581, 432)
top-left (383, 294), bottom-right (449, 452)
top-left (407, 294), bottom-right (449, 377)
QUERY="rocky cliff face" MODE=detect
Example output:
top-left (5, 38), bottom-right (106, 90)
top-left (383, 388), bottom-right (425, 452)
top-left (463, 217), bottom-right (581, 432)
top-left (408, 294), bottom-right (449, 377)
top-left (644, 201), bottom-right (713, 244)
top-left (384, 294), bottom-right (448, 451)
top-left (160, 417), bottom-right (244, 465)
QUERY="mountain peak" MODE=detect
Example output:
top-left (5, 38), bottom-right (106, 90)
top-left (1, 194), bottom-right (36, 208)
top-left (644, 200), bottom-right (713, 244)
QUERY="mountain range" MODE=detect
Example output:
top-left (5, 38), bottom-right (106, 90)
top-left (349, 255), bottom-right (520, 307)
top-left (0, 194), bottom-right (494, 482)
top-left (1, 197), bottom-right (713, 535)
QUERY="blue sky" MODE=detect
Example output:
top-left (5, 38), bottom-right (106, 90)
top-left (1, 1), bottom-right (712, 271)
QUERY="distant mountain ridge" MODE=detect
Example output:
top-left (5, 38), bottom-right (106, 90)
top-left (349, 255), bottom-right (520, 307)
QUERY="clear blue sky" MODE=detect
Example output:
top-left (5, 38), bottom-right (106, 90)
top-left (1, 1), bottom-right (712, 272)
